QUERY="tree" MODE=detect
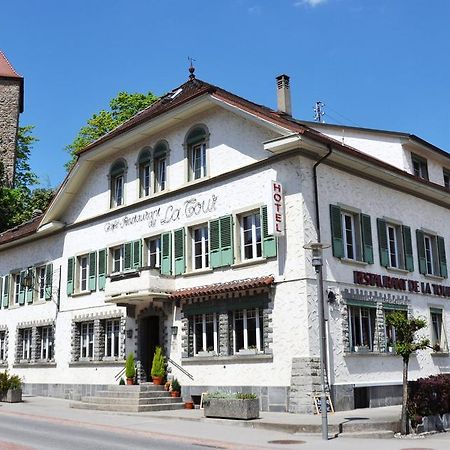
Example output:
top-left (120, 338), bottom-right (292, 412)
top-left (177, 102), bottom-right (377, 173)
top-left (386, 312), bottom-right (430, 435)
top-left (0, 126), bottom-right (54, 232)
top-left (65, 91), bottom-right (158, 170)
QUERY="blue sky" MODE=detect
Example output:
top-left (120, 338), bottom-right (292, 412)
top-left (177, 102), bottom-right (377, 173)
top-left (1, 0), bottom-right (449, 187)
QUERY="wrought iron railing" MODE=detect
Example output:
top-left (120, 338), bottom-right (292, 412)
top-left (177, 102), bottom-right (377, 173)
top-left (167, 357), bottom-right (194, 380)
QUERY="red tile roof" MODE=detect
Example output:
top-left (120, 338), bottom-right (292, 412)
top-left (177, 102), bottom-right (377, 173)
top-left (0, 50), bottom-right (22, 79)
top-left (170, 276), bottom-right (275, 300)
top-left (0, 215), bottom-right (42, 245)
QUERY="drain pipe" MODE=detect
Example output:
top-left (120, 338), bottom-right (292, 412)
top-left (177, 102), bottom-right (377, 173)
top-left (312, 144), bottom-right (332, 440)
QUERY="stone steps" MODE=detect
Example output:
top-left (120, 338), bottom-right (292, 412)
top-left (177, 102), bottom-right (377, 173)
top-left (339, 430), bottom-right (395, 439)
top-left (69, 383), bottom-right (184, 412)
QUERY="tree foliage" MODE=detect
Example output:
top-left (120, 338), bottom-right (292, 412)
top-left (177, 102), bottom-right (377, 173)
top-left (386, 312), bottom-right (429, 435)
top-left (0, 126), bottom-right (54, 232)
top-left (65, 91), bottom-right (158, 170)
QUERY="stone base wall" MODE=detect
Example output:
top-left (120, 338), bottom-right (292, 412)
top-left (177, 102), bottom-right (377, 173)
top-left (332, 384), bottom-right (402, 411)
top-left (23, 383), bottom-right (110, 401)
top-left (182, 385), bottom-right (289, 412)
top-left (289, 357), bottom-right (321, 413)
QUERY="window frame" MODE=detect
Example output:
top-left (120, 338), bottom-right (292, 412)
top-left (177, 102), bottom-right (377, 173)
top-left (444, 168), bottom-right (450, 190)
top-left (36, 265), bottom-right (47, 301)
top-left (39, 326), bottom-right (53, 361)
top-left (109, 159), bottom-right (127, 208)
top-left (348, 305), bottom-right (376, 352)
top-left (191, 224), bottom-right (209, 271)
top-left (80, 321), bottom-right (95, 360)
top-left (21, 328), bottom-right (32, 361)
top-left (0, 331), bottom-right (6, 361)
top-left (411, 153), bottom-right (429, 180)
top-left (240, 211), bottom-right (263, 261)
top-left (146, 235), bottom-right (162, 269)
top-left (430, 308), bottom-right (448, 352)
top-left (186, 125), bottom-right (208, 182)
top-left (138, 148), bottom-right (151, 198)
top-left (193, 313), bottom-right (218, 355)
top-left (104, 318), bottom-right (121, 359)
top-left (153, 142), bottom-right (168, 193)
top-left (232, 308), bottom-right (263, 354)
top-left (111, 245), bottom-right (124, 274)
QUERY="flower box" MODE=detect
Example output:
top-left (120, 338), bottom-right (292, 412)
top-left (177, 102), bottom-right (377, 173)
top-left (204, 398), bottom-right (259, 420)
top-left (0, 388), bottom-right (22, 403)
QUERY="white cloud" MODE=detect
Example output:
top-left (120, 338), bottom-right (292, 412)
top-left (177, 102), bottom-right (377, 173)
top-left (294, 0), bottom-right (328, 7)
top-left (248, 5), bottom-right (262, 14)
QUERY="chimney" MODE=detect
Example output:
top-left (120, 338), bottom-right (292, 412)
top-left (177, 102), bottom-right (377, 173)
top-left (276, 74), bottom-right (292, 116)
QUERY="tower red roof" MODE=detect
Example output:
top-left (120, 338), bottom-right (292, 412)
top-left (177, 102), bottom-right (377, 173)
top-left (0, 50), bottom-right (24, 112)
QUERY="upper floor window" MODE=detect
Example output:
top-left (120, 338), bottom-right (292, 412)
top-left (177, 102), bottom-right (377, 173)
top-left (444, 169), bottom-right (450, 190)
top-left (111, 245), bottom-right (124, 274)
top-left (154, 142), bottom-right (168, 193)
top-left (36, 266), bottom-right (46, 301)
top-left (411, 154), bottom-right (429, 180)
top-left (416, 230), bottom-right (447, 277)
top-left (192, 225), bottom-right (209, 270)
top-left (138, 148), bottom-right (151, 197)
top-left (240, 212), bottom-right (262, 260)
top-left (110, 160), bottom-right (126, 208)
top-left (377, 219), bottom-right (414, 271)
top-left (330, 205), bottom-right (373, 264)
top-left (146, 236), bottom-right (161, 269)
top-left (186, 126), bottom-right (208, 181)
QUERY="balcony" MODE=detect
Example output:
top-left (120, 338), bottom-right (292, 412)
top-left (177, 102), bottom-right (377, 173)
top-left (104, 268), bottom-right (175, 306)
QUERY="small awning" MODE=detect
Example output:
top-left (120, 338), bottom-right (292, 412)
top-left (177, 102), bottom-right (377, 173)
top-left (105, 290), bottom-right (172, 306)
top-left (170, 275), bottom-right (274, 300)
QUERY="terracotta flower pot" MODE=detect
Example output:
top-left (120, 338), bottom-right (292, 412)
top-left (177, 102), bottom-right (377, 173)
top-left (170, 391), bottom-right (181, 398)
top-left (152, 376), bottom-right (164, 385)
top-left (126, 378), bottom-right (134, 385)
top-left (184, 401), bottom-right (194, 409)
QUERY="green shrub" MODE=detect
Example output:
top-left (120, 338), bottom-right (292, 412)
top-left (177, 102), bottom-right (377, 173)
top-left (0, 371), bottom-right (22, 394)
top-left (171, 378), bottom-right (181, 392)
top-left (235, 393), bottom-right (257, 400)
top-left (125, 353), bottom-right (135, 379)
top-left (205, 391), bottom-right (258, 400)
top-left (151, 346), bottom-right (165, 378)
top-left (119, 377), bottom-right (125, 385)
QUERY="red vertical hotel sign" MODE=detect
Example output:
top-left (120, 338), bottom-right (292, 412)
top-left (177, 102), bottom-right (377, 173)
top-left (268, 181), bottom-right (285, 236)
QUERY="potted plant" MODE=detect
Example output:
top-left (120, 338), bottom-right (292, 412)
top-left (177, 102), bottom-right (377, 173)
top-left (171, 378), bottom-right (181, 397)
top-left (0, 371), bottom-right (22, 403)
top-left (203, 392), bottom-right (259, 420)
top-left (125, 353), bottom-right (136, 385)
top-left (151, 346), bottom-right (165, 385)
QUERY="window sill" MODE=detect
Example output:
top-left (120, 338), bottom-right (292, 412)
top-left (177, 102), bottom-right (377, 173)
top-left (431, 351), bottom-right (449, 357)
top-left (13, 361), bottom-right (56, 368)
top-left (69, 360), bottom-right (125, 367)
top-left (182, 354), bottom-right (273, 365)
top-left (232, 258), bottom-right (267, 269)
top-left (183, 268), bottom-right (213, 277)
top-left (339, 258), bottom-right (367, 267)
top-left (71, 291), bottom-right (92, 298)
top-left (386, 266), bottom-right (409, 274)
top-left (344, 352), bottom-right (399, 357)
top-left (109, 270), bottom-right (140, 281)
top-left (424, 274), bottom-right (445, 281)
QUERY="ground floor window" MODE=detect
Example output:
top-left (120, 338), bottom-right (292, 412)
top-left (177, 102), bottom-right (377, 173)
top-left (348, 305), bottom-right (376, 352)
top-left (193, 313), bottom-right (218, 354)
top-left (19, 328), bottom-right (32, 361)
top-left (80, 321), bottom-right (94, 359)
top-left (233, 308), bottom-right (263, 353)
top-left (104, 319), bottom-right (121, 358)
top-left (430, 308), bottom-right (448, 352)
top-left (384, 309), bottom-right (407, 352)
top-left (38, 326), bottom-right (53, 361)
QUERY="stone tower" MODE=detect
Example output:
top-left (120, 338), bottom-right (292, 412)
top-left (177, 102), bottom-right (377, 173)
top-left (0, 50), bottom-right (24, 186)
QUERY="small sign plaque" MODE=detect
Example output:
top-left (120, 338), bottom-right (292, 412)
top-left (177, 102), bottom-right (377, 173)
top-left (313, 394), bottom-right (334, 414)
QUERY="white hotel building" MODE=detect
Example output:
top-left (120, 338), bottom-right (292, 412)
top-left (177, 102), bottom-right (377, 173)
top-left (0, 71), bottom-right (449, 412)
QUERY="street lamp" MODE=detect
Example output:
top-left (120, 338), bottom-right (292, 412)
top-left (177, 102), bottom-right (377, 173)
top-left (303, 241), bottom-right (330, 441)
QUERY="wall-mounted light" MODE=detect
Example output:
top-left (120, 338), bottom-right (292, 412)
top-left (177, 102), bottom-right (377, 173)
top-left (126, 329), bottom-right (133, 339)
top-left (171, 326), bottom-right (178, 337)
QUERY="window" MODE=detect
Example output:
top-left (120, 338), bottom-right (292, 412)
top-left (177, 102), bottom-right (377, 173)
top-left (330, 205), bottom-right (373, 263)
top-left (111, 245), bottom-right (124, 274)
top-left (416, 230), bottom-right (447, 277)
top-left (430, 308), bottom-right (448, 352)
top-left (444, 169), bottom-right (450, 190)
top-left (186, 126), bottom-right (207, 181)
top-left (348, 305), bottom-right (376, 352)
top-left (384, 309), bottom-right (407, 352)
top-left (38, 326), bottom-right (53, 361)
top-left (147, 236), bottom-right (161, 269)
top-left (233, 308), bottom-right (263, 353)
top-left (377, 219), bottom-right (413, 271)
top-left (80, 322), bottom-right (94, 359)
top-left (20, 328), bottom-right (32, 361)
top-left (154, 142), bottom-right (167, 193)
top-left (241, 212), bottom-right (262, 260)
top-left (78, 255), bottom-right (89, 292)
top-left (14, 273), bottom-right (21, 305)
top-left (0, 331), bottom-right (6, 361)
top-left (36, 266), bottom-right (46, 301)
top-left (104, 319), bottom-right (121, 358)
top-left (110, 160), bottom-right (126, 207)
top-left (411, 154), bottom-right (429, 180)
top-left (193, 313), bottom-right (218, 354)
top-left (192, 225), bottom-right (209, 270)
top-left (138, 148), bottom-right (151, 197)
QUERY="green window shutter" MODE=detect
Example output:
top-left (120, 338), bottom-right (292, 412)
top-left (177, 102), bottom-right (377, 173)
top-left (161, 232), bottom-right (172, 275)
top-left (18, 271), bottom-right (25, 305)
top-left (88, 253), bottom-right (97, 291)
top-left (360, 214), bottom-right (373, 264)
top-left (330, 205), bottom-right (344, 258)
top-left (26, 269), bottom-right (33, 303)
top-left (377, 218), bottom-right (389, 267)
top-left (174, 228), bottom-right (185, 275)
top-left (45, 263), bottom-right (53, 300)
top-left (209, 219), bottom-right (221, 268)
top-left (67, 257), bottom-right (75, 296)
top-left (132, 240), bottom-right (142, 269)
top-left (402, 226), bottom-right (414, 272)
top-left (124, 242), bottom-right (132, 271)
top-left (2, 275), bottom-right (9, 308)
top-left (416, 229), bottom-right (427, 274)
top-left (220, 215), bottom-right (233, 266)
top-left (261, 206), bottom-right (277, 258)
top-left (98, 249), bottom-right (107, 291)
top-left (437, 236), bottom-right (448, 278)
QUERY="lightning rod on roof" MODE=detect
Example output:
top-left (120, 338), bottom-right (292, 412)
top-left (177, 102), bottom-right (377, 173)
top-left (188, 56), bottom-right (196, 79)
top-left (314, 101), bottom-right (325, 123)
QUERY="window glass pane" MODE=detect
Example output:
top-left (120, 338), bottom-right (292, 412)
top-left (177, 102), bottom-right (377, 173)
top-left (148, 238), bottom-right (161, 268)
top-left (234, 311), bottom-right (244, 351)
top-left (205, 313), bottom-right (215, 351)
top-left (194, 315), bottom-right (203, 353)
